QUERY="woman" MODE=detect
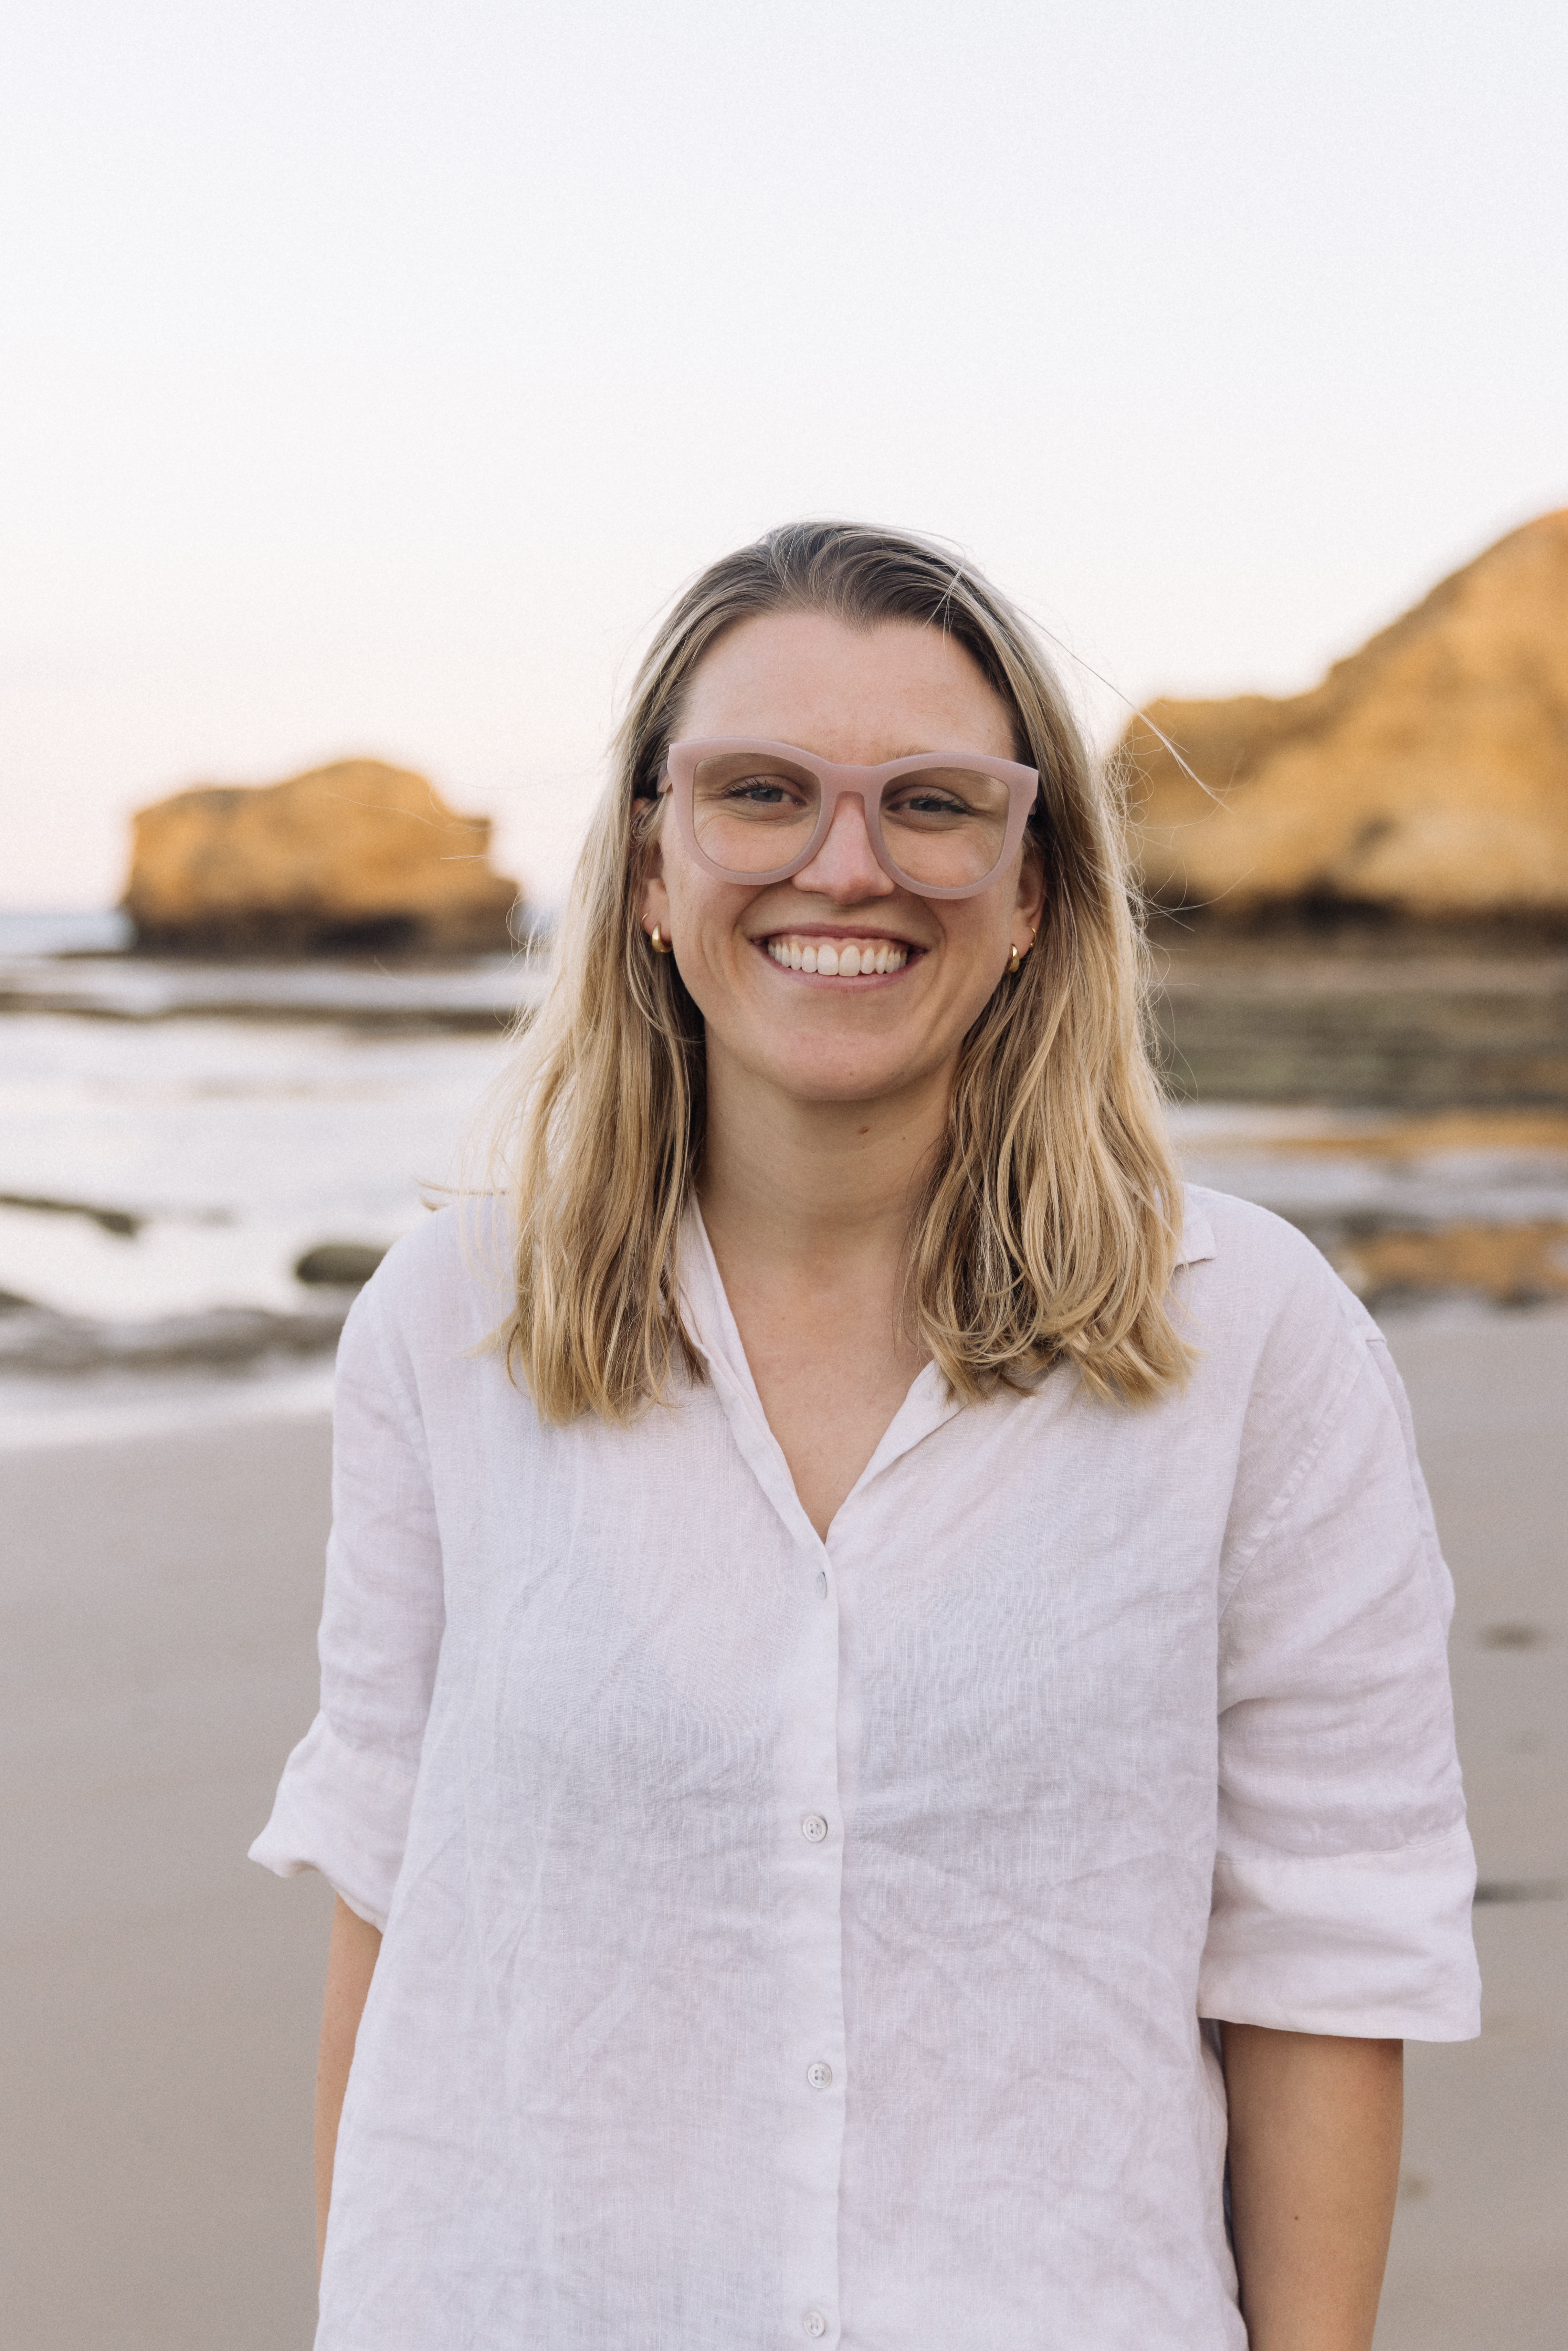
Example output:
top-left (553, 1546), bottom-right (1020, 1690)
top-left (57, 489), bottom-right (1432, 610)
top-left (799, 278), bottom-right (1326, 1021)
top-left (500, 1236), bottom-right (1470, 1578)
top-left (253, 522), bottom-right (1480, 2349)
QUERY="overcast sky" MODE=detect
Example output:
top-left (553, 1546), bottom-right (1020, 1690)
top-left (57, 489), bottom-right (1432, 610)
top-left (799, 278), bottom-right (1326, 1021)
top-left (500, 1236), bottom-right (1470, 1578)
top-left (3, 0), bottom-right (1565, 911)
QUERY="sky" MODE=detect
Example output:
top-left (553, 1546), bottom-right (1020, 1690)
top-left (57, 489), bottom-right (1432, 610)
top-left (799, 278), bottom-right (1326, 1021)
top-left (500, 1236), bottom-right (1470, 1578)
top-left (3, 0), bottom-right (1565, 913)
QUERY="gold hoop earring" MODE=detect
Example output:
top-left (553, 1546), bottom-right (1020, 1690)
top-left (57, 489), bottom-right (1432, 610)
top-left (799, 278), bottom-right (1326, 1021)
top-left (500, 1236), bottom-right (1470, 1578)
top-left (650, 924), bottom-right (672, 955)
top-left (1007, 941), bottom-right (1021, 977)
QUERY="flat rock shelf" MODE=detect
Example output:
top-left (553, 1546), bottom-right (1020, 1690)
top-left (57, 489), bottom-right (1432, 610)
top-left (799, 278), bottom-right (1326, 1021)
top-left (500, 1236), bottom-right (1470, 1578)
top-left (1152, 938), bottom-right (1568, 1108)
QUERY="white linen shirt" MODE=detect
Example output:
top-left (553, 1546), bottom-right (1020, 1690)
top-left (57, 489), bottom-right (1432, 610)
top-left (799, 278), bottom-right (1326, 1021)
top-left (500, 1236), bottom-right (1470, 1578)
top-left (252, 1185), bottom-right (1480, 2351)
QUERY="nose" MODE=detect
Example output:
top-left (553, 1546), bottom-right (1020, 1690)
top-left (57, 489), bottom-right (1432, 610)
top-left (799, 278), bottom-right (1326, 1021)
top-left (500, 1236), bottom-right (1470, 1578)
top-left (790, 793), bottom-right (894, 903)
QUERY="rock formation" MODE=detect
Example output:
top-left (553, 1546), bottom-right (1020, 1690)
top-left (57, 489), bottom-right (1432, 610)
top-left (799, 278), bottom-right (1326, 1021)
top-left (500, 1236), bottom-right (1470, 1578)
top-left (123, 759), bottom-right (522, 954)
top-left (294, 1241), bottom-right (388, 1287)
top-left (1123, 508), bottom-right (1568, 922)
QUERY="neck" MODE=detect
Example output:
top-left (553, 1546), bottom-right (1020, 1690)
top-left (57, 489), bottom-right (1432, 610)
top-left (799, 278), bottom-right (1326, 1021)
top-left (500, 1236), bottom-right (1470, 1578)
top-left (697, 1041), bottom-right (955, 1287)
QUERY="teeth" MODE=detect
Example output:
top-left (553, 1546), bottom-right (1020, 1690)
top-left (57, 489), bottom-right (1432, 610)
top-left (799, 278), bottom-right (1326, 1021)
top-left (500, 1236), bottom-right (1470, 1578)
top-left (765, 937), bottom-right (908, 975)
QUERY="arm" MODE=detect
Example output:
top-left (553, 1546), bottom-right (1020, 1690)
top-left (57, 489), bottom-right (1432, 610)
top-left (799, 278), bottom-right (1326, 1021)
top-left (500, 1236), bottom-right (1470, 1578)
top-left (315, 1896), bottom-right (383, 2275)
top-left (1220, 2022), bottom-right (1402, 2351)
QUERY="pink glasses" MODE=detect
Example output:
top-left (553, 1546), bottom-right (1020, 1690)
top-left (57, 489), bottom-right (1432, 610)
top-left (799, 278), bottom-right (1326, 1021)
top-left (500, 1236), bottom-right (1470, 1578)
top-left (660, 738), bottom-right (1041, 900)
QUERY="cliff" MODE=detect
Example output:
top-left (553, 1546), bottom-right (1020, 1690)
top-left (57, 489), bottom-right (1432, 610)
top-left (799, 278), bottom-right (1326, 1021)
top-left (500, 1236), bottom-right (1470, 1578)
top-left (123, 759), bottom-right (522, 954)
top-left (1123, 508), bottom-right (1568, 922)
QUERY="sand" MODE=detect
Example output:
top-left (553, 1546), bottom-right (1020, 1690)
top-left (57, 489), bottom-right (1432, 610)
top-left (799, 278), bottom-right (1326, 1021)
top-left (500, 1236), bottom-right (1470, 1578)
top-left (0, 1315), bottom-right (1562, 2351)
top-left (1371, 1312), bottom-right (1567, 2351)
top-left (0, 1411), bottom-right (334, 2351)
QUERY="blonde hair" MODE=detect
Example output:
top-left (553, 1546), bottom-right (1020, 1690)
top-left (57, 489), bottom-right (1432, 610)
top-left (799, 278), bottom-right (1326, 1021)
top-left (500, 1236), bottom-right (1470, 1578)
top-left (485, 521), bottom-right (1189, 1419)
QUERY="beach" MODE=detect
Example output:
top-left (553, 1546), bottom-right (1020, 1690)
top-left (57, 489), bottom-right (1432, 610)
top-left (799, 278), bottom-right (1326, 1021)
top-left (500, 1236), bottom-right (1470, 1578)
top-left (7, 0), bottom-right (1565, 2329)
top-left (0, 1406), bottom-right (334, 2351)
top-left (1, 920), bottom-right (1564, 2344)
top-left (1, 1307), bottom-right (1562, 2350)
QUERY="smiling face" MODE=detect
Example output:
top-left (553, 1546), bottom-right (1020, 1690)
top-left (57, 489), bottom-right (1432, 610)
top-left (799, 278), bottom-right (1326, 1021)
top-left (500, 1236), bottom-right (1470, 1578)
top-left (639, 609), bottom-right (1045, 1115)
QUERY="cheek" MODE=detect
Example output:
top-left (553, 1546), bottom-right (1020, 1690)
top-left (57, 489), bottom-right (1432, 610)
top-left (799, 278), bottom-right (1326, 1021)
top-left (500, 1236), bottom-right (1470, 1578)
top-left (649, 842), bottom-right (709, 934)
top-left (662, 869), bottom-right (761, 995)
top-left (936, 892), bottom-right (1012, 967)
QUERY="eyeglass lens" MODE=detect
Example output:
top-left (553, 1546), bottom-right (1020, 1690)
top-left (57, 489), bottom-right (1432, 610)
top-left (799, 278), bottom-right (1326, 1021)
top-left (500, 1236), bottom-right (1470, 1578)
top-left (690, 752), bottom-right (1012, 889)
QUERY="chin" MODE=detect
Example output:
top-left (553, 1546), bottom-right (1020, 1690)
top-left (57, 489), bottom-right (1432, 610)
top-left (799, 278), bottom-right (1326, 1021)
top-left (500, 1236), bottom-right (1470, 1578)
top-left (765, 1039), bottom-right (938, 1105)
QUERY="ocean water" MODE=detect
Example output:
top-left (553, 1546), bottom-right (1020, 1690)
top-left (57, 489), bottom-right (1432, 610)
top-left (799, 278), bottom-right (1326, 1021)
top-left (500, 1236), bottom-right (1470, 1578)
top-left (2, 914), bottom-right (1565, 1445)
top-left (0, 1011), bottom-right (514, 1321)
top-left (0, 915), bottom-right (538, 1439)
top-left (1169, 1101), bottom-right (1568, 1235)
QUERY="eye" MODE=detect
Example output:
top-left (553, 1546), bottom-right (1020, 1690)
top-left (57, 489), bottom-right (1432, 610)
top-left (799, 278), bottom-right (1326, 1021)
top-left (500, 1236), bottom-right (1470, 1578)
top-left (723, 772), bottom-right (801, 807)
top-left (700, 767), bottom-right (817, 817)
top-left (883, 766), bottom-right (1011, 830)
top-left (885, 782), bottom-right (975, 824)
top-left (893, 787), bottom-right (968, 817)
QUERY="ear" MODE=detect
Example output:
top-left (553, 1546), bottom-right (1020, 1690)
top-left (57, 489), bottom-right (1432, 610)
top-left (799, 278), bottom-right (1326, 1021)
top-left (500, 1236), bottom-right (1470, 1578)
top-left (1014, 838), bottom-right (1047, 931)
top-left (638, 827), bottom-right (670, 941)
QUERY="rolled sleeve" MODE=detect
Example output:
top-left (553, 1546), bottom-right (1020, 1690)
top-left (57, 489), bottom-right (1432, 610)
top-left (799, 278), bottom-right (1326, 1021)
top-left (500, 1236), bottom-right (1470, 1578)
top-left (1199, 1313), bottom-right (1481, 2040)
top-left (249, 1710), bottom-right (420, 1931)
top-left (249, 1258), bottom-right (445, 1932)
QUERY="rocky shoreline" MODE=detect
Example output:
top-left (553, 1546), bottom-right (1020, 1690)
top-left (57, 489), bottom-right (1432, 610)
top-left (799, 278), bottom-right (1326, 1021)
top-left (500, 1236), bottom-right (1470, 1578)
top-left (3, 917), bottom-right (1567, 1382)
top-left (3, 1107), bottom-right (1563, 1376)
top-left (1151, 927), bottom-right (1568, 1108)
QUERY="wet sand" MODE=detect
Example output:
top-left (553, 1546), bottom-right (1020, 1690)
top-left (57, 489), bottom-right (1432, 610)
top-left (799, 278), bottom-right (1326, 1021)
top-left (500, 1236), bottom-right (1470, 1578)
top-left (0, 1316), bottom-right (1562, 2350)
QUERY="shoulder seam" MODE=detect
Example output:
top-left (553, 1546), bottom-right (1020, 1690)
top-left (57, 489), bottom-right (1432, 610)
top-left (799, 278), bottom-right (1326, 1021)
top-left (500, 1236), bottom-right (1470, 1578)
top-left (1216, 1305), bottom-right (1382, 1619)
top-left (338, 1274), bottom-right (434, 1464)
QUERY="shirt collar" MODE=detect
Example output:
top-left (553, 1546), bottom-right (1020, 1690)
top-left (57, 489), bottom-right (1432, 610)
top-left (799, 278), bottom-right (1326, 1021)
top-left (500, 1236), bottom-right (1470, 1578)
top-left (1174, 1189), bottom-right (1217, 1269)
top-left (676, 1186), bottom-right (1217, 1552)
top-left (676, 1201), bottom-right (961, 1556)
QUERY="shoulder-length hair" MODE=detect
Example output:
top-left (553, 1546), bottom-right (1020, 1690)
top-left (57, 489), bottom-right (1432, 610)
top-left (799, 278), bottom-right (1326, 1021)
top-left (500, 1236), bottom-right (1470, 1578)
top-left (483, 520), bottom-right (1189, 1419)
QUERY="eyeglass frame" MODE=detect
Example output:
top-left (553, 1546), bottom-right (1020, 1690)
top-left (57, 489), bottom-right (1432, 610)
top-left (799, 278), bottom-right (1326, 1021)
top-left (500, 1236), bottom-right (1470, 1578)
top-left (657, 738), bottom-right (1042, 901)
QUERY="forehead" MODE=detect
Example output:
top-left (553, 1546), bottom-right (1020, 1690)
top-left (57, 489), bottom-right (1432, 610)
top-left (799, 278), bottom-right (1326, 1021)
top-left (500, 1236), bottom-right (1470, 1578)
top-left (679, 610), bottom-right (1017, 765)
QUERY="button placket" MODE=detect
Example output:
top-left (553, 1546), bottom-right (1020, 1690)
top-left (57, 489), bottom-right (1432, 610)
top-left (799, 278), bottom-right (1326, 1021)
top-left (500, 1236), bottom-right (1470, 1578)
top-left (777, 1533), bottom-right (846, 2351)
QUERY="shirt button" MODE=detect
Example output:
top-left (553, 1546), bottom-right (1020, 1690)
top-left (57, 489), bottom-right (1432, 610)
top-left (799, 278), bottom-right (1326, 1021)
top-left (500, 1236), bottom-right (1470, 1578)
top-left (816, 1570), bottom-right (828, 1597)
top-left (807, 2061), bottom-right (833, 2089)
top-left (802, 2312), bottom-right (828, 2338)
top-left (801, 1814), bottom-right (829, 1843)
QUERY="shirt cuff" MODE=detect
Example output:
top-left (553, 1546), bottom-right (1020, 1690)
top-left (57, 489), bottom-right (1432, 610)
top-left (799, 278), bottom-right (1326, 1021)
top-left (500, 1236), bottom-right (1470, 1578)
top-left (248, 1710), bottom-right (415, 1934)
top-left (1197, 1821), bottom-right (1482, 2040)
